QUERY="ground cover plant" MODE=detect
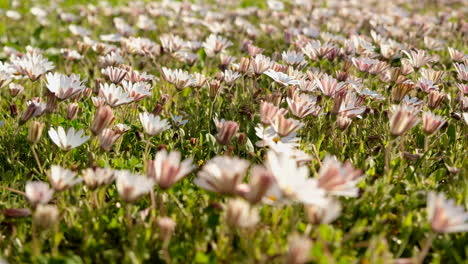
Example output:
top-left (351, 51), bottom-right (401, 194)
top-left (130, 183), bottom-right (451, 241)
top-left (0, 0), bottom-right (467, 263)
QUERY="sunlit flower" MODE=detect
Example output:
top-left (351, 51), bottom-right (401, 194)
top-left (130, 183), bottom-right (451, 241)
top-left (121, 80), bottom-right (152, 101)
top-left (264, 69), bottom-right (299, 86)
top-left (161, 67), bottom-right (194, 90)
top-left (251, 54), bottom-right (272, 75)
top-left (315, 74), bottom-right (345, 97)
top-left (389, 105), bottom-right (420, 136)
top-left (282, 50), bottom-right (306, 68)
top-left (99, 83), bottom-right (134, 107)
top-left (263, 151), bottom-right (327, 206)
top-left (139, 112), bottom-right (171, 136)
top-left (422, 111), bottom-right (446, 135)
top-left (287, 93), bottom-right (321, 118)
top-left (317, 155), bottom-right (363, 197)
top-left (454, 63), bottom-right (468, 82)
top-left (305, 197), bottom-right (342, 224)
top-left (203, 34), bottom-right (232, 57)
top-left (101, 66), bottom-right (127, 84)
top-left (25, 181), bottom-right (54, 207)
top-left (10, 52), bottom-right (55, 81)
top-left (147, 149), bottom-right (195, 190)
top-left (116, 170), bottom-right (155, 203)
top-left (82, 167), bottom-right (115, 190)
top-left (402, 49), bottom-right (433, 69)
top-left (271, 114), bottom-right (303, 137)
top-left (194, 156), bottom-right (249, 195)
top-left (45, 72), bottom-right (86, 100)
top-left (48, 165), bottom-right (82, 191)
top-left (48, 126), bottom-right (89, 151)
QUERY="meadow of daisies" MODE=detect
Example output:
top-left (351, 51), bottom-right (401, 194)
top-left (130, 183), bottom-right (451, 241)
top-left (0, 0), bottom-right (467, 263)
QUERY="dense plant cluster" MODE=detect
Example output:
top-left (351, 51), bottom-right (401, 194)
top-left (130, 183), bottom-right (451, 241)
top-left (0, 0), bottom-right (467, 263)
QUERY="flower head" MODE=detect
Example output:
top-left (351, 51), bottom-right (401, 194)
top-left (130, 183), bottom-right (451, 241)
top-left (317, 155), bottom-right (363, 197)
top-left (147, 150), bottom-right (195, 190)
top-left (25, 181), bottom-right (54, 207)
top-left (48, 165), bottom-right (82, 191)
top-left (225, 198), bottom-right (259, 228)
top-left (139, 112), bottom-right (171, 136)
top-left (422, 111), bottom-right (446, 135)
top-left (195, 156), bottom-right (249, 195)
top-left (427, 192), bottom-right (468, 233)
top-left (48, 126), bottom-right (89, 151)
top-left (264, 151), bottom-right (327, 206)
top-left (116, 170), bottom-right (155, 203)
top-left (389, 105), bottom-right (420, 136)
top-left (99, 83), bottom-right (134, 107)
top-left (10, 52), bottom-right (54, 81)
top-left (264, 69), bottom-right (299, 86)
top-left (82, 167), bottom-right (115, 190)
top-left (45, 72), bottom-right (86, 100)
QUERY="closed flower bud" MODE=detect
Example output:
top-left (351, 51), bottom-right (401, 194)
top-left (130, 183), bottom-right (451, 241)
top-left (83, 87), bottom-right (93, 98)
top-left (209, 80), bottom-right (222, 98)
top-left (157, 217), bottom-right (176, 244)
top-left (238, 57), bottom-right (251, 74)
top-left (99, 128), bottom-right (120, 151)
top-left (215, 119), bottom-right (239, 145)
top-left (389, 105), bottom-right (420, 136)
top-left (285, 234), bottom-right (312, 264)
top-left (66, 103), bottom-right (79, 120)
top-left (91, 106), bottom-right (115, 135)
top-left (152, 103), bottom-right (164, 116)
top-left (27, 121), bottom-right (45, 144)
top-left (391, 81), bottom-right (414, 102)
top-left (237, 132), bottom-right (247, 145)
top-left (10, 104), bottom-right (18, 117)
top-left (244, 166), bottom-right (274, 204)
top-left (20, 98), bottom-right (46, 125)
top-left (427, 90), bottom-right (445, 109)
top-left (190, 137), bottom-right (198, 145)
top-left (260, 101), bottom-right (287, 125)
top-left (225, 198), bottom-right (259, 228)
top-left (336, 115), bottom-right (352, 130)
top-left (46, 92), bottom-right (58, 113)
top-left (33, 204), bottom-right (59, 230)
top-left (422, 111), bottom-right (446, 135)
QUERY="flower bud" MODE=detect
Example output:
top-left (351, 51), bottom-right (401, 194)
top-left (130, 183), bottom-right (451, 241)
top-left (427, 90), bottom-right (445, 109)
top-left (10, 103), bottom-right (18, 117)
top-left (336, 115), bottom-right (352, 130)
top-left (91, 106), bottom-right (115, 135)
top-left (244, 166), bottom-right (274, 204)
top-left (209, 80), bottom-right (222, 98)
top-left (215, 119), bottom-right (239, 145)
top-left (391, 81), bottom-right (414, 102)
top-left (66, 103), bottom-right (79, 120)
top-left (238, 57), bottom-right (251, 74)
top-left (99, 128), bottom-right (120, 151)
top-left (27, 121), bottom-right (45, 144)
top-left (422, 111), bottom-right (446, 135)
top-left (157, 217), bottom-right (176, 244)
top-left (33, 204), bottom-right (59, 230)
top-left (225, 198), bottom-right (259, 228)
top-left (46, 92), bottom-right (58, 113)
top-left (285, 234), bottom-right (312, 264)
